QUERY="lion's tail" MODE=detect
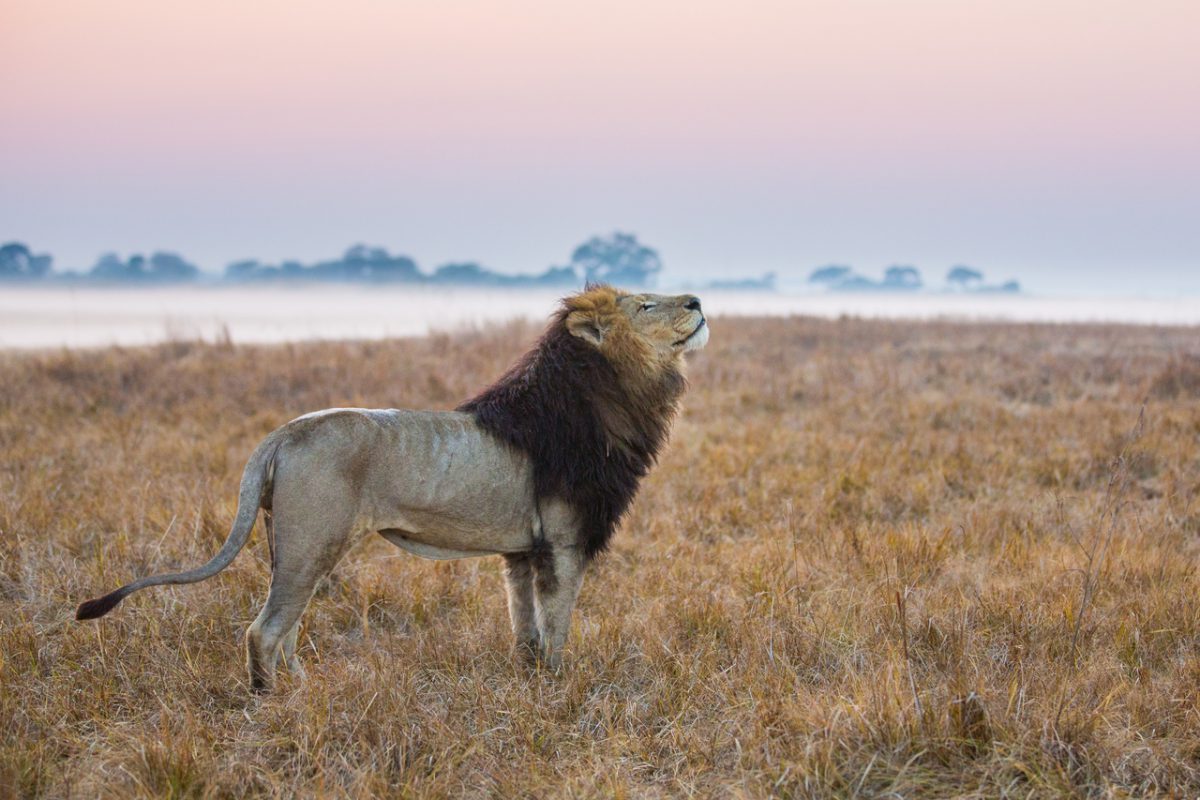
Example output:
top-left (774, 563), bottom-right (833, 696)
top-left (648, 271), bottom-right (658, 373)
top-left (75, 433), bottom-right (284, 621)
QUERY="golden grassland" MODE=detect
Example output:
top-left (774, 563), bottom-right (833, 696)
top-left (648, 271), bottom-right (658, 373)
top-left (2, 316), bottom-right (1199, 798)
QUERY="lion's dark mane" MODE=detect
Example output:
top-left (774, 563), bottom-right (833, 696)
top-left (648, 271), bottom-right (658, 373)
top-left (458, 312), bottom-right (685, 560)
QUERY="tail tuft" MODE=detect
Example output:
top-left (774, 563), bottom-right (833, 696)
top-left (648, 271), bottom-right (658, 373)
top-left (75, 588), bottom-right (129, 620)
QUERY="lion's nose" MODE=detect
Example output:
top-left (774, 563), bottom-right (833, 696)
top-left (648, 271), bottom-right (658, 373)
top-left (685, 297), bottom-right (702, 311)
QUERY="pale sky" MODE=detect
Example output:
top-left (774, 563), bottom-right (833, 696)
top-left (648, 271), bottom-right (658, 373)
top-left (2, 0), bottom-right (1198, 293)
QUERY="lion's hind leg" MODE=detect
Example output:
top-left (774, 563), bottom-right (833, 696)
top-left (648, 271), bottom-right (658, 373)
top-left (246, 580), bottom-right (312, 692)
top-left (246, 497), bottom-right (361, 691)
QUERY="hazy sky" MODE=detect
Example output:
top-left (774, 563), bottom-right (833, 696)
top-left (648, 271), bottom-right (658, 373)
top-left (3, 0), bottom-right (1198, 293)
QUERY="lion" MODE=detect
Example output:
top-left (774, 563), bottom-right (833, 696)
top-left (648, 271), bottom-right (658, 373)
top-left (75, 286), bottom-right (708, 690)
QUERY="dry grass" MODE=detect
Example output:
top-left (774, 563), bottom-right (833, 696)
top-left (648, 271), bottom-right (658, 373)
top-left (2, 316), bottom-right (1199, 798)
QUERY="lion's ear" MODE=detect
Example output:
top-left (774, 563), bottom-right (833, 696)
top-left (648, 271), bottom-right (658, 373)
top-left (566, 311), bottom-right (607, 347)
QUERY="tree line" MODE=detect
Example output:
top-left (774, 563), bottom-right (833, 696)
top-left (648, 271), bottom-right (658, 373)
top-left (0, 233), bottom-right (665, 288)
top-left (2, 236), bottom-right (1018, 293)
top-left (808, 264), bottom-right (1020, 293)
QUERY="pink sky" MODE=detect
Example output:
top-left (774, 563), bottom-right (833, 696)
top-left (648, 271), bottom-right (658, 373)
top-left (2, 0), bottom-right (1198, 291)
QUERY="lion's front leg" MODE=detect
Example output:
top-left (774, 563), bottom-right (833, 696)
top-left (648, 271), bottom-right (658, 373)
top-left (532, 545), bottom-right (586, 670)
top-left (502, 553), bottom-right (539, 660)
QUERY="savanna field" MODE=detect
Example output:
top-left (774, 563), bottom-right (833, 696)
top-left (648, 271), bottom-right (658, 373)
top-left (2, 316), bottom-right (1200, 798)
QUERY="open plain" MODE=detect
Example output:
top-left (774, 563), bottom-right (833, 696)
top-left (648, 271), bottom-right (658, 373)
top-left (2, 315), bottom-right (1199, 797)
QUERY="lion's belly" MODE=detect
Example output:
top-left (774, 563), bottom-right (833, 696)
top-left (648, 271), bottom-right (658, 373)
top-left (377, 529), bottom-right (497, 560)
top-left (371, 502), bottom-right (532, 555)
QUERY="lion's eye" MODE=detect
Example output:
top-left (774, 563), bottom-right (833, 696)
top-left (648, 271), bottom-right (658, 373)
top-left (640, 302), bottom-right (657, 312)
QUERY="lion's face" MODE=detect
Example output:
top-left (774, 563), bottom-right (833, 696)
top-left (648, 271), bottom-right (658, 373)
top-left (616, 292), bottom-right (709, 356)
top-left (564, 287), bottom-right (708, 370)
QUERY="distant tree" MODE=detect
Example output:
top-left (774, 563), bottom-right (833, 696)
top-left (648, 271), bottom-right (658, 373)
top-left (32, 253), bottom-right (54, 276)
top-left (148, 251), bottom-right (199, 281)
top-left (334, 244), bottom-right (419, 281)
top-left (709, 272), bottom-right (777, 291)
top-left (344, 244), bottom-right (390, 265)
top-left (836, 275), bottom-right (881, 291)
top-left (946, 265), bottom-right (984, 289)
top-left (532, 266), bottom-right (580, 287)
top-left (0, 243), bottom-right (31, 277)
top-left (433, 262), bottom-right (492, 284)
top-left (364, 255), bottom-right (420, 282)
top-left (808, 265), bottom-right (853, 285)
top-left (569, 232), bottom-right (662, 287)
top-left (225, 259), bottom-right (266, 281)
top-left (90, 252), bottom-right (138, 280)
top-left (882, 265), bottom-right (922, 290)
top-left (431, 262), bottom-right (582, 287)
top-left (89, 251), bottom-right (198, 282)
top-left (0, 242), bottom-right (52, 279)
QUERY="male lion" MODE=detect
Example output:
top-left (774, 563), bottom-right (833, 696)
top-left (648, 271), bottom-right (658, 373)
top-left (76, 286), bottom-right (708, 691)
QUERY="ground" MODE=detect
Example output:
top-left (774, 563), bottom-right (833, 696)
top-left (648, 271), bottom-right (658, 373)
top-left (1, 317), bottom-right (1199, 798)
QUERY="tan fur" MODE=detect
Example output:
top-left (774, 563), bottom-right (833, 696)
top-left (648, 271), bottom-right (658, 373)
top-left (76, 289), bottom-right (707, 691)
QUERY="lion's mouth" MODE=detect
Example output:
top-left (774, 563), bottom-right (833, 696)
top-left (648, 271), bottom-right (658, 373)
top-left (675, 318), bottom-right (706, 347)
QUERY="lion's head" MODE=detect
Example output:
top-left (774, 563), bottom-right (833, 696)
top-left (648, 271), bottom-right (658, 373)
top-left (459, 285), bottom-right (706, 559)
top-left (562, 286), bottom-right (709, 377)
